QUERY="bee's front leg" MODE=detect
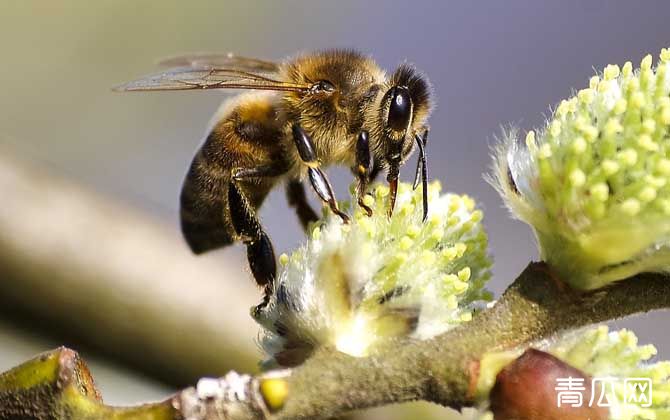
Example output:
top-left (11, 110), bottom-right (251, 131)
top-left (292, 124), bottom-right (349, 223)
top-left (353, 130), bottom-right (373, 217)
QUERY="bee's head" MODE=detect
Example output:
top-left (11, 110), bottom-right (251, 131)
top-left (375, 64), bottom-right (432, 214)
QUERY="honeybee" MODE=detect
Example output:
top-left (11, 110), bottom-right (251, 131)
top-left (115, 49), bottom-right (432, 307)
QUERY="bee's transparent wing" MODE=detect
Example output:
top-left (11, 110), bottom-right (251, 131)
top-left (158, 53), bottom-right (280, 73)
top-left (114, 67), bottom-right (308, 92)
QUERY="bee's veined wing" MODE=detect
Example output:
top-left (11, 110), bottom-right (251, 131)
top-left (113, 67), bottom-right (309, 92)
top-left (158, 52), bottom-right (280, 73)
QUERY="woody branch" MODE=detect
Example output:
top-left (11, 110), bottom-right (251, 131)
top-left (4, 262), bottom-right (668, 419)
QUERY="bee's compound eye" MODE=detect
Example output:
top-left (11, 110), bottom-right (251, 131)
top-left (386, 86), bottom-right (412, 131)
top-left (311, 80), bottom-right (335, 93)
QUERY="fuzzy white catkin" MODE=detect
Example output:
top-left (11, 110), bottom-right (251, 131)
top-left (253, 181), bottom-right (492, 367)
top-left (491, 48), bottom-right (670, 290)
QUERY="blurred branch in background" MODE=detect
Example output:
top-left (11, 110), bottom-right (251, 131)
top-left (0, 149), bottom-right (260, 386)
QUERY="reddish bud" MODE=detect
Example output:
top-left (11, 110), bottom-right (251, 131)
top-left (489, 348), bottom-right (608, 420)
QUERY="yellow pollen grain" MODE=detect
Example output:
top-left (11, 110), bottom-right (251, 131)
top-left (428, 180), bottom-right (442, 194)
top-left (470, 210), bottom-right (483, 223)
top-left (621, 198), bottom-right (641, 216)
top-left (279, 253), bottom-right (289, 266)
top-left (618, 149), bottom-right (638, 166)
top-left (656, 158), bottom-right (670, 175)
top-left (460, 221), bottom-right (474, 233)
top-left (538, 144), bottom-right (553, 159)
top-left (639, 186), bottom-right (657, 203)
top-left (443, 273), bottom-right (458, 284)
top-left (407, 225), bottom-right (421, 238)
top-left (260, 378), bottom-right (289, 412)
top-left (582, 125), bottom-right (599, 142)
top-left (458, 267), bottom-right (472, 282)
top-left (428, 213), bottom-right (442, 227)
top-left (550, 120), bottom-right (561, 137)
top-left (622, 61), bottom-right (633, 77)
top-left (462, 196), bottom-right (476, 211)
top-left (399, 236), bottom-right (413, 250)
top-left (569, 169), bottom-right (586, 187)
top-left (525, 130), bottom-right (537, 151)
top-left (630, 92), bottom-right (645, 109)
top-left (578, 88), bottom-right (595, 104)
top-left (644, 175), bottom-right (666, 188)
top-left (604, 64), bottom-right (620, 80)
top-left (642, 118), bottom-right (656, 133)
top-left (312, 227), bottom-right (321, 240)
top-left (453, 280), bottom-right (469, 294)
top-left (572, 137), bottom-right (587, 154)
top-left (556, 100), bottom-right (570, 117)
top-left (589, 183), bottom-right (609, 202)
top-left (442, 247), bottom-right (457, 261)
top-left (362, 194), bottom-right (374, 207)
top-left (447, 216), bottom-right (460, 227)
top-left (641, 53), bottom-right (653, 70)
top-left (604, 119), bottom-right (623, 137)
top-left (455, 242), bottom-right (467, 258)
top-left (601, 159), bottom-right (620, 175)
top-left (589, 76), bottom-right (600, 89)
top-left (638, 134), bottom-right (658, 151)
top-left (661, 48), bottom-right (670, 63)
top-left (430, 229), bottom-right (444, 242)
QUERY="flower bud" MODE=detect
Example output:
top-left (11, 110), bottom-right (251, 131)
top-left (491, 48), bottom-right (670, 290)
top-left (490, 349), bottom-right (608, 420)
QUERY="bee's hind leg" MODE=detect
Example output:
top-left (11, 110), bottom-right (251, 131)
top-left (286, 179), bottom-right (319, 231)
top-left (292, 123), bottom-right (349, 223)
top-left (228, 181), bottom-right (277, 313)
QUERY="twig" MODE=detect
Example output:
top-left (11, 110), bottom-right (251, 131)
top-left (3, 263), bottom-right (668, 419)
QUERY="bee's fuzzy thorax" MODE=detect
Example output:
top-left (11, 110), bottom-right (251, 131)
top-left (490, 48), bottom-right (670, 290)
top-left (253, 181), bottom-right (492, 367)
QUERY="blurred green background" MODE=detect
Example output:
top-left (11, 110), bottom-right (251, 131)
top-left (1, 1), bottom-right (669, 417)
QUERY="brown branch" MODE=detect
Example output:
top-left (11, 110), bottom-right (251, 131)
top-left (274, 263), bottom-right (670, 418)
top-left (3, 263), bottom-right (668, 419)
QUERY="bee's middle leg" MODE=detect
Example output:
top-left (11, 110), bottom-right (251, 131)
top-left (291, 123), bottom-right (349, 223)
